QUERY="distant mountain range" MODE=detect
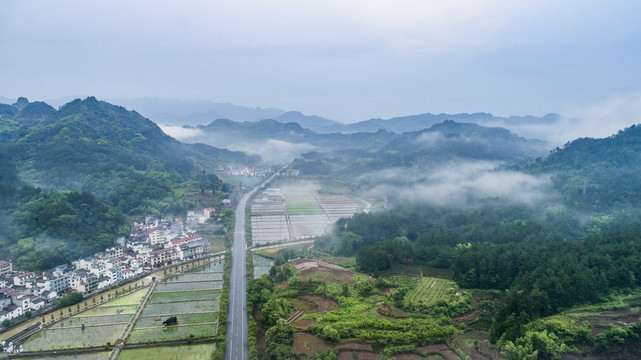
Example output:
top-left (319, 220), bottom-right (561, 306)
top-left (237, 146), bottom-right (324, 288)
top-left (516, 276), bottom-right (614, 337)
top-left (291, 120), bottom-right (550, 177)
top-left (1, 96), bottom-right (561, 139)
top-left (106, 97), bottom-right (287, 125)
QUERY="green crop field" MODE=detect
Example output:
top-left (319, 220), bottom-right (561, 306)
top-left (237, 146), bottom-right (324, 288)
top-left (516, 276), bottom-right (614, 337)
top-left (149, 289), bottom-right (221, 303)
top-left (403, 277), bottom-right (456, 308)
top-left (136, 312), bottom-right (218, 327)
top-left (31, 352), bottom-right (111, 360)
top-left (128, 324), bottom-right (217, 343)
top-left (103, 288), bottom-right (148, 306)
top-left (286, 198), bottom-right (324, 214)
top-left (49, 314), bottom-right (131, 328)
top-left (166, 272), bottom-right (223, 282)
top-left (156, 280), bottom-right (223, 292)
top-left (76, 304), bottom-right (139, 317)
top-left (23, 324), bottom-right (125, 351)
top-left (141, 299), bottom-right (220, 316)
top-left (119, 344), bottom-right (215, 359)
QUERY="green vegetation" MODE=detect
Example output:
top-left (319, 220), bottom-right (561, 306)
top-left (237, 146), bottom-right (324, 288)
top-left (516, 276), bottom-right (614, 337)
top-left (0, 188), bottom-right (129, 271)
top-left (0, 97), bottom-right (245, 269)
top-left (286, 198), bottom-right (324, 214)
top-left (212, 252), bottom-right (231, 360)
top-left (119, 344), bottom-right (215, 359)
top-left (402, 277), bottom-right (456, 309)
top-left (23, 324), bottom-right (125, 350)
top-left (56, 292), bottom-right (84, 308)
top-left (128, 324), bottom-right (216, 343)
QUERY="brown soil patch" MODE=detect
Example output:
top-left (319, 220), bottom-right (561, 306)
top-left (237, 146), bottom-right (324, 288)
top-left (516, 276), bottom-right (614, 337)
top-left (452, 310), bottom-right (483, 326)
top-left (336, 342), bottom-right (373, 351)
top-left (583, 309), bottom-right (640, 329)
top-left (393, 354), bottom-right (423, 360)
top-left (293, 333), bottom-right (332, 357)
top-left (377, 305), bottom-right (411, 318)
top-left (289, 297), bottom-right (319, 312)
top-left (338, 351), bottom-right (381, 360)
top-left (293, 333), bottom-right (373, 358)
top-left (450, 331), bottom-right (501, 360)
top-left (301, 295), bottom-right (339, 312)
top-left (416, 345), bottom-right (464, 360)
top-left (294, 318), bottom-right (316, 330)
top-left (290, 258), bottom-right (364, 285)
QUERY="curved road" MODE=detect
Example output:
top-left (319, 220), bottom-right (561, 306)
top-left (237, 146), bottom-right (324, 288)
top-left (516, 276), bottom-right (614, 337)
top-left (225, 170), bottom-right (281, 360)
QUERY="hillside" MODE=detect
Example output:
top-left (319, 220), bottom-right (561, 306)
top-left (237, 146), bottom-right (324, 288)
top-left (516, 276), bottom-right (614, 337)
top-left (173, 119), bottom-right (397, 163)
top-left (0, 97), bottom-right (258, 214)
top-left (524, 123), bottom-right (641, 210)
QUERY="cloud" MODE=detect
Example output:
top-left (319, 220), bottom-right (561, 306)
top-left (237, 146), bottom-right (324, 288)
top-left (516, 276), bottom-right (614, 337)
top-left (159, 125), bottom-right (205, 141)
top-left (560, 92), bottom-right (641, 143)
top-left (369, 162), bottom-right (552, 207)
top-left (228, 140), bottom-right (316, 164)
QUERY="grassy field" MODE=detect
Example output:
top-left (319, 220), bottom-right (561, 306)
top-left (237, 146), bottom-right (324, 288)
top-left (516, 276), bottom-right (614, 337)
top-left (403, 277), bottom-right (456, 308)
top-left (119, 344), bottom-right (215, 359)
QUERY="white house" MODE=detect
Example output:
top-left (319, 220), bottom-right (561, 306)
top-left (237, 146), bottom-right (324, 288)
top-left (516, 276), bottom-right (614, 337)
top-left (0, 305), bottom-right (23, 321)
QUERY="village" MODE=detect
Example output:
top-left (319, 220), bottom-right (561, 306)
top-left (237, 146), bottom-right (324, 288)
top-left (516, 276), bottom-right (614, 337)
top-left (0, 208), bottom-right (220, 326)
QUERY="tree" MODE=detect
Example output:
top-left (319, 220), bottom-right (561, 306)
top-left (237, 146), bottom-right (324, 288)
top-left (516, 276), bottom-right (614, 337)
top-left (265, 319), bottom-right (295, 359)
top-left (2, 319), bottom-right (10, 328)
top-left (25, 310), bottom-right (32, 319)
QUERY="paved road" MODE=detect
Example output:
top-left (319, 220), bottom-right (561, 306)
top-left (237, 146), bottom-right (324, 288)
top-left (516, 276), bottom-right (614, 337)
top-left (225, 170), bottom-right (280, 360)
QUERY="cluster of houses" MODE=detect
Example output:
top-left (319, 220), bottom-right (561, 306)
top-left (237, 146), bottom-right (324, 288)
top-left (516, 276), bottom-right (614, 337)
top-left (0, 209), bottom-right (216, 324)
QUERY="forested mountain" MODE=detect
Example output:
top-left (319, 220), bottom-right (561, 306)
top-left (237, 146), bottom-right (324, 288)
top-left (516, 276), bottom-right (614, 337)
top-left (0, 97), bottom-right (259, 270)
top-left (272, 111), bottom-right (341, 132)
top-left (316, 122), bottom-right (641, 356)
top-left (0, 97), bottom-right (258, 213)
top-left (188, 118), bottom-right (397, 151)
top-left (523, 124), bottom-right (641, 211)
top-left (292, 120), bottom-right (549, 176)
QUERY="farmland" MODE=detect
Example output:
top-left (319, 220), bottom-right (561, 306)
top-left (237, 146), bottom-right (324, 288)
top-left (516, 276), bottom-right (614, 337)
top-left (129, 259), bottom-right (224, 344)
top-left (403, 277), bottom-right (457, 308)
top-left (19, 258), bottom-right (225, 357)
top-left (253, 254), bottom-right (274, 278)
top-left (22, 289), bottom-right (147, 351)
top-left (119, 344), bottom-right (215, 359)
top-left (249, 183), bottom-right (361, 245)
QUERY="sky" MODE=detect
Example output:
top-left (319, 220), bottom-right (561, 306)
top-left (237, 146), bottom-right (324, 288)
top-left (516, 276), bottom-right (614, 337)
top-left (2, 1), bottom-right (641, 128)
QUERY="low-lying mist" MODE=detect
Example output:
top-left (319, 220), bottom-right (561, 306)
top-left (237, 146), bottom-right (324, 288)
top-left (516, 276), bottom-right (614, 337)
top-left (160, 124), bottom-right (316, 163)
top-left (482, 92), bottom-right (641, 146)
top-left (365, 161), bottom-right (554, 208)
